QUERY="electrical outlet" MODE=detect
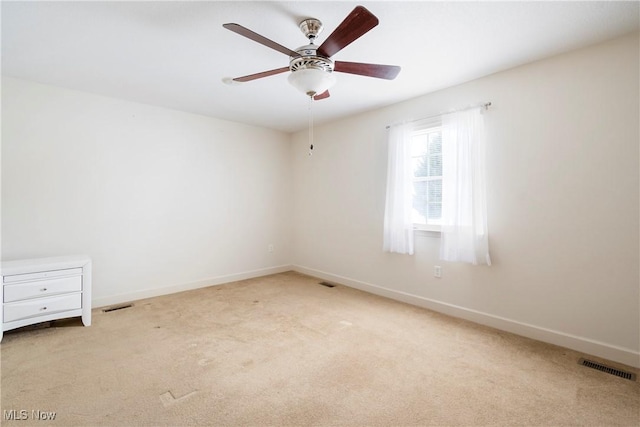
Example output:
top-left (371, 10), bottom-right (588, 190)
top-left (434, 265), bottom-right (442, 278)
top-left (268, 244), bottom-right (274, 253)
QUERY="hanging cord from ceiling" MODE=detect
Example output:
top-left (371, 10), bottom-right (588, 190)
top-left (308, 95), bottom-right (314, 156)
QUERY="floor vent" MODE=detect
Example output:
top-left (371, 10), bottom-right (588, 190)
top-left (319, 281), bottom-right (336, 288)
top-left (102, 303), bottom-right (133, 313)
top-left (579, 358), bottom-right (636, 381)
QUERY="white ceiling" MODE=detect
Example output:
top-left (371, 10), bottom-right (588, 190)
top-left (2, 1), bottom-right (638, 133)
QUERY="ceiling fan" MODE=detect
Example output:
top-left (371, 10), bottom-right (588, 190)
top-left (223, 5), bottom-right (401, 100)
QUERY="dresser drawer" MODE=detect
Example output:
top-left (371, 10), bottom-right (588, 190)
top-left (4, 276), bottom-right (82, 302)
top-left (4, 293), bottom-right (82, 323)
top-left (3, 267), bottom-right (83, 284)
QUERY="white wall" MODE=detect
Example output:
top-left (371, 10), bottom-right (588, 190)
top-left (291, 33), bottom-right (640, 367)
top-left (2, 77), bottom-right (292, 306)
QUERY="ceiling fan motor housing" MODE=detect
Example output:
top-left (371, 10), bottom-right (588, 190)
top-left (289, 44), bottom-right (334, 73)
top-left (287, 17), bottom-right (336, 97)
top-left (292, 18), bottom-right (333, 73)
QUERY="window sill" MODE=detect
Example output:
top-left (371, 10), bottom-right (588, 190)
top-left (413, 225), bottom-right (441, 238)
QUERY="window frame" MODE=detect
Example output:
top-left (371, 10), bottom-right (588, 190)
top-left (410, 121), bottom-right (443, 233)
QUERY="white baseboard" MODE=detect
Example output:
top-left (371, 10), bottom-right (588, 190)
top-left (92, 264), bottom-right (293, 309)
top-left (293, 265), bottom-right (640, 369)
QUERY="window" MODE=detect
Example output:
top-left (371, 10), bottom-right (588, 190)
top-left (383, 107), bottom-right (490, 262)
top-left (411, 124), bottom-right (442, 231)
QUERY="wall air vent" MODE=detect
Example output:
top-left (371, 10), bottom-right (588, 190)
top-left (578, 358), bottom-right (636, 381)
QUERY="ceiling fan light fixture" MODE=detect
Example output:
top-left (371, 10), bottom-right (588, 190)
top-left (288, 68), bottom-right (336, 97)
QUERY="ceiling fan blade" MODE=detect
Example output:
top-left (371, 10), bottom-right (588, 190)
top-left (232, 67), bottom-right (290, 83)
top-left (334, 61), bottom-right (401, 80)
top-left (223, 23), bottom-right (300, 58)
top-left (317, 6), bottom-right (379, 58)
top-left (313, 90), bottom-right (330, 100)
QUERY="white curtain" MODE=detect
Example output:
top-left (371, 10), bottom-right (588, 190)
top-left (383, 123), bottom-right (414, 255)
top-left (440, 108), bottom-right (491, 265)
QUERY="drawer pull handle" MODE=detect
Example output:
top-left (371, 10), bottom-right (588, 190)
top-left (40, 307), bottom-right (48, 311)
top-left (41, 288), bottom-right (48, 292)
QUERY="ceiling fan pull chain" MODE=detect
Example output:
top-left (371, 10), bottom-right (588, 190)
top-left (308, 95), bottom-right (314, 156)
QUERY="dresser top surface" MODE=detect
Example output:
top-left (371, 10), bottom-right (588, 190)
top-left (1, 255), bottom-right (91, 276)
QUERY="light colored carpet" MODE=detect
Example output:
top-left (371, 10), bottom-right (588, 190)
top-left (1, 271), bottom-right (638, 426)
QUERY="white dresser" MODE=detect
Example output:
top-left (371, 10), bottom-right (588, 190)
top-left (1, 255), bottom-right (92, 342)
